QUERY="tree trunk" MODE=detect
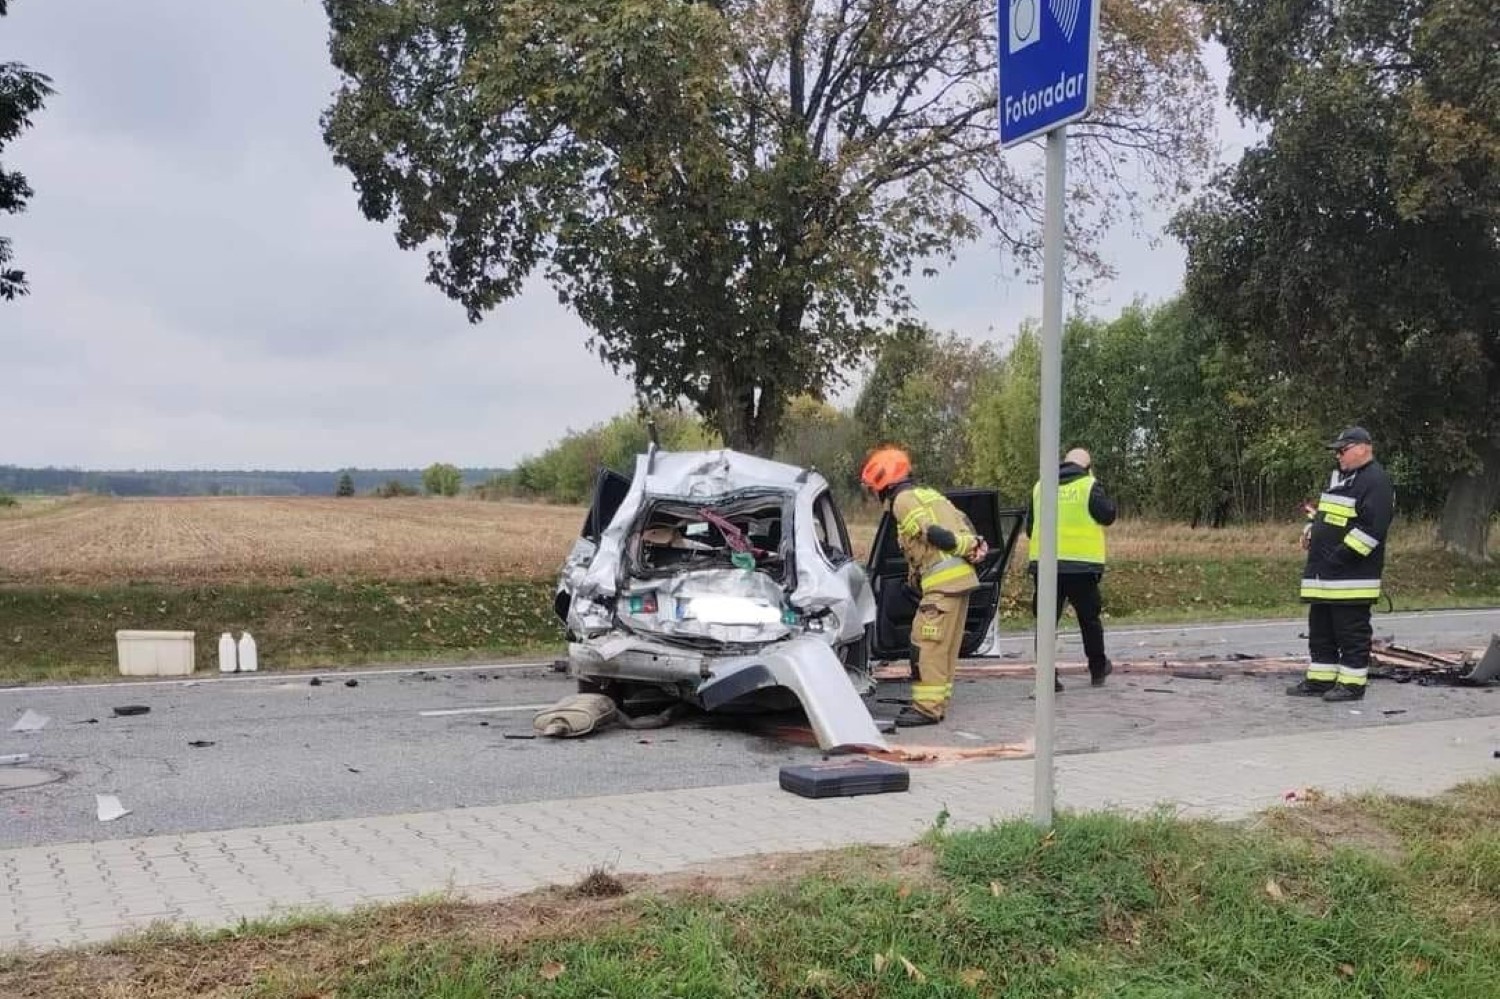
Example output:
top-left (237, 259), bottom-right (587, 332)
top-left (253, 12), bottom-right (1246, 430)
top-left (1437, 437), bottom-right (1500, 562)
top-left (710, 370), bottom-right (785, 458)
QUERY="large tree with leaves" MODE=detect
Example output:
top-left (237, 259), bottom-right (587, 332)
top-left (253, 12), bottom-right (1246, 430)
top-left (322, 0), bottom-right (1213, 454)
top-left (0, 0), bottom-right (52, 301)
top-left (852, 319), bottom-right (999, 488)
top-left (1176, 0), bottom-right (1500, 559)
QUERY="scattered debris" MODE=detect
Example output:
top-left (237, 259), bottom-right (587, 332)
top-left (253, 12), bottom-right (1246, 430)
top-left (1143, 688), bottom-right (1176, 694)
top-left (75, 718), bottom-right (98, 725)
top-left (867, 742), bottom-right (1031, 766)
top-left (953, 731), bottom-right (985, 742)
top-left (1370, 635), bottom-right (1499, 687)
top-left (1385, 643), bottom-right (1464, 667)
top-left (1170, 669), bottom-right (1224, 681)
top-left (346, 766), bottom-right (361, 774)
top-left (1382, 709), bottom-right (1407, 717)
top-left (310, 677), bottom-right (323, 687)
top-left (345, 679), bottom-right (359, 688)
top-left (187, 740), bottom-right (216, 748)
top-left (1282, 787), bottom-right (1327, 805)
top-left (534, 693), bottom-right (619, 738)
top-left (0, 753), bottom-right (31, 766)
top-left (112, 705), bottom-right (150, 717)
top-left (503, 733), bottom-right (535, 740)
top-left (95, 794), bottom-right (131, 822)
top-left (10, 709), bottom-right (49, 733)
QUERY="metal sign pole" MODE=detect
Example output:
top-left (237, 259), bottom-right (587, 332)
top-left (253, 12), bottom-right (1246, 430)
top-left (997, 0), bottom-right (1097, 829)
top-left (1032, 124), bottom-right (1067, 828)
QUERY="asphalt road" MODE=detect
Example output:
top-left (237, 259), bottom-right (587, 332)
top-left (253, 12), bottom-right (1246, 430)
top-left (3, 609), bottom-right (1497, 849)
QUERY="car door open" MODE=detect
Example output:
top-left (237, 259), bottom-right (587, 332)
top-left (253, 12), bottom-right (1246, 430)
top-left (866, 488), bottom-right (1025, 662)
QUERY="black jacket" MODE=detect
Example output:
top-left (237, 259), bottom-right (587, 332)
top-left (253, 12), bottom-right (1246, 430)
top-left (1302, 459), bottom-right (1395, 603)
top-left (1025, 462), bottom-right (1118, 575)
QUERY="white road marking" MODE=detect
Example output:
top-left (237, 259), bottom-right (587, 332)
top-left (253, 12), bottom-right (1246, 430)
top-left (418, 703), bottom-right (553, 718)
top-left (0, 661), bottom-right (558, 697)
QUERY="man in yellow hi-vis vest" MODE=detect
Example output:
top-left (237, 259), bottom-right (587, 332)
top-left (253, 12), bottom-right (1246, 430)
top-left (1026, 448), bottom-right (1117, 688)
top-left (861, 446), bottom-right (988, 727)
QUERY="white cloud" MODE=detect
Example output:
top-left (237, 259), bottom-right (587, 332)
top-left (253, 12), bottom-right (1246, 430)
top-left (1, 2), bottom-right (1257, 469)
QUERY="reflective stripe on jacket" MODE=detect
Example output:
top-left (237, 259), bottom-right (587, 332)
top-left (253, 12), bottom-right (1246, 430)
top-left (891, 485), bottom-right (981, 595)
top-left (1301, 460), bottom-right (1395, 604)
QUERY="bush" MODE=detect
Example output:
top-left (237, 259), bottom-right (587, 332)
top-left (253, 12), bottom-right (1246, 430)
top-left (0, 493), bottom-right (17, 508)
top-left (511, 409), bottom-right (718, 504)
top-left (374, 479), bottom-right (419, 498)
top-left (422, 462), bottom-right (463, 497)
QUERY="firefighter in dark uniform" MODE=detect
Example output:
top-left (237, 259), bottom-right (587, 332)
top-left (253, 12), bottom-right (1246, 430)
top-left (1288, 427), bottom-right (1395, 703)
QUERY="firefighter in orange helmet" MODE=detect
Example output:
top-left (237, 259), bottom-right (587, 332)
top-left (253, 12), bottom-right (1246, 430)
top-left (860, 447), bottom-right (988, 727)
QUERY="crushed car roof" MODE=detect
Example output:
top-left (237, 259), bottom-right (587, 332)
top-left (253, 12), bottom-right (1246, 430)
top-left (625, 448), bottom-right (832, 499)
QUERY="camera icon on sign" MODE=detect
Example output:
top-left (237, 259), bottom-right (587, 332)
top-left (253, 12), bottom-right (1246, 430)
top-left (1009, 0), bottom-right (1041, 54)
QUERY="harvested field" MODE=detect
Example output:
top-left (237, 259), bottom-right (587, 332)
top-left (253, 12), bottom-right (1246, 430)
top-left (0, 495), bottom-right (1481, 586)
top-left (0, 496), bottom-right (585, 585)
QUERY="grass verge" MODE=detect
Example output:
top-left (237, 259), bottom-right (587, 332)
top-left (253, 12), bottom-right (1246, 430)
top-left (997, 549), bottom-right (1500, 628)
top-left (4, 549), bottom-right (1498, 683)
top-left (2, 779), bottom-right (1496, 998)
top-left (0, 580), bottom-right (560, 683)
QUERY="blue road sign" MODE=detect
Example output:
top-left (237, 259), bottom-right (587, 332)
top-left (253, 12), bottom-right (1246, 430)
top-left (998, 0), bottom-right (1101, 147)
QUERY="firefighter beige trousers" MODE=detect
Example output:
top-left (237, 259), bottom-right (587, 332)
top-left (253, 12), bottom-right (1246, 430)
top-left (912, 591), bottom-right (970, 720)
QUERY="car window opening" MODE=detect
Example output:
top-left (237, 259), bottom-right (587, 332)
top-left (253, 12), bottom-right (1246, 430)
top-left (631, 494), bottom-right (790, 582)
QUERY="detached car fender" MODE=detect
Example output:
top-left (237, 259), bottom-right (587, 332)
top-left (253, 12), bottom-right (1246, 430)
top-left (697, 637), bottom-right (887, 753)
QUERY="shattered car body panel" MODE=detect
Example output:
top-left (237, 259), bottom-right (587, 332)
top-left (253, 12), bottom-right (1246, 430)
top-left (555, 448), bottom-right (883, 751)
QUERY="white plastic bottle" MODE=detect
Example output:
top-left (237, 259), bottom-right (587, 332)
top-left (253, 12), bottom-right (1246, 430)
top-left (237, 631), bottom-right (258, 672)
top-left (218, 632), bottom-right (238, 673)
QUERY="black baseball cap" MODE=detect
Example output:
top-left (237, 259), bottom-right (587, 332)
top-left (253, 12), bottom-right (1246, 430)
top-left (1327, 427), bottom-right (1373, 450)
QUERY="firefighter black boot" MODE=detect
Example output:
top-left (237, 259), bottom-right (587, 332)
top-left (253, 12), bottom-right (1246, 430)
top-left (1286, 679), bottom-right (1335, 697)
top-left (894, 706), bottom-right (941, 728)
top-left (1323, 684), bottom-right (1366, 703)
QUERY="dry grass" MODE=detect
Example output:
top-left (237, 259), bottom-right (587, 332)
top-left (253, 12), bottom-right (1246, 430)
top-left (0, 494), bottom-right (1480, 588)
top-left (0, 495), bottom-right (585, 585)
top-left (1103, 518), bottom-right (1445, 560)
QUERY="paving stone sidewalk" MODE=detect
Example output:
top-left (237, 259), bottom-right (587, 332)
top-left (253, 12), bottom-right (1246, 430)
top-left (3, 716), bottom-right (1496, 952)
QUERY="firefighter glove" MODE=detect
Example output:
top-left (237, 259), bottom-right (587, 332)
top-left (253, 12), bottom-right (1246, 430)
top-left (924, 524), bottom-right (959, 552)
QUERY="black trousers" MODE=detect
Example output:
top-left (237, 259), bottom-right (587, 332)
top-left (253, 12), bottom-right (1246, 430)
top-left (1032, 571), bottom-right (1109, 672)
top-left (1307, 602), bottom-right (1373, 671)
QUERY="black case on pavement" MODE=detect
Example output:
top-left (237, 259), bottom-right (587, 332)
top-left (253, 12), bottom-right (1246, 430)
top-left (778, 759), bottom-right (910, 798)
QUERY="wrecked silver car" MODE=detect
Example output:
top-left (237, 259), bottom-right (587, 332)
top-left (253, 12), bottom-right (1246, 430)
top-left (553, 446), bottom-right (1025, 751)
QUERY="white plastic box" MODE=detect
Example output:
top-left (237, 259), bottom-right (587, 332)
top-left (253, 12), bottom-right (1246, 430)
top-left (115, 630), bottom-right (196, 677)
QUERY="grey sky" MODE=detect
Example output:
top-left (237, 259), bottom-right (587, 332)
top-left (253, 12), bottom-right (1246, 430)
top-left (2, 1), bottom-right (1257, 470)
